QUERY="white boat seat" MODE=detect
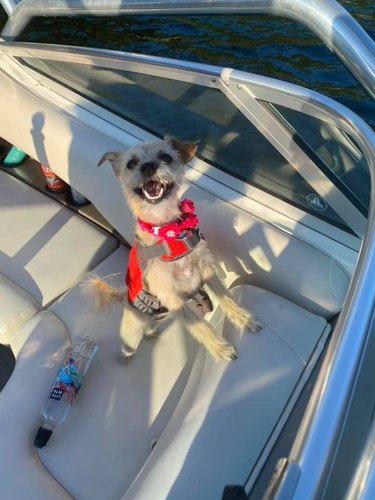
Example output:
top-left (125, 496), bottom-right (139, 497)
top-left (124, 286), bottom-right (330, 500)
top-left (191, 186), bottom-right (350, 320)
top-left (0, 310), bottom-right (72, 500)
top-left (0, 273), bottom-right (40, 345)
top-left (0, 169), bottom-right (118, 306)
top-left (0, 246), bottom-right (330, 500)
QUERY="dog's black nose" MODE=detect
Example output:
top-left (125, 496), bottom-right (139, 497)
top-left (141, 162), bottom-right (158, 177)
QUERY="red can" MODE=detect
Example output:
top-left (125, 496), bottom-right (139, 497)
top-left (40, 164), bottom-right (68, 193)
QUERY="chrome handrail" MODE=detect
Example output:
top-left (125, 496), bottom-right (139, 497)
top-left (346, 410), bottom-right (375, 499)
top-left (0, 0), bottom-right (20, 16)
top-left (1, 0), bottom-right (375, 102)
top-left (0, 41), bottom-right (223, 81)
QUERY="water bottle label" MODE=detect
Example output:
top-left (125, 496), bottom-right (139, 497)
top-left (49, 356), bottom-right (83, 404)
top-left (50, 388), bottom-right (64, 401)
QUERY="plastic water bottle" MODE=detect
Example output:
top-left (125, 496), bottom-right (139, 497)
top-left (34, 336), bottom-right (98, 448)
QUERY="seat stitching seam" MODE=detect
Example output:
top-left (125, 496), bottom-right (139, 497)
top-left (259, 319), bottom-right (307, 366)
top-left (328, 258), bottom-right (349, 309)
top-left (215, 312), bottom-right (308, 366)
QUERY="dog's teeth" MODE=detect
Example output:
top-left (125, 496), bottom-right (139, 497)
top-left (143, 186), bottom-right (164, 201)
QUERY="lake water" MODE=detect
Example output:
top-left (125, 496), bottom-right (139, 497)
top-left (0, 1), bottom-right (374, 128)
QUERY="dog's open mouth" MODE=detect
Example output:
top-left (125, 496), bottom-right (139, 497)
top-left (135, 180), bottom-right (174, 203)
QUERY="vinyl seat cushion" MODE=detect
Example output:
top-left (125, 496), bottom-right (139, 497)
top-left (0, 248), bottom-right (329, 500)
top-left (0, 273), bottom-right (40, 345)
top-left (0, 169), bottom-right (118, 306)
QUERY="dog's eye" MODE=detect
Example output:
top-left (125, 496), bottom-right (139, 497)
top-left (158, 153), bottom-right (173, 164)
top-left (127, 157), bottom-right (138, 170)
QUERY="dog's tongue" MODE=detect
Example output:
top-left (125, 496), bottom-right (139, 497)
top-left (144, 180), bottom-right (161, 197)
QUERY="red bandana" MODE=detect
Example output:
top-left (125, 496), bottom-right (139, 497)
top-left (137, 199), bottom-right (199, 240)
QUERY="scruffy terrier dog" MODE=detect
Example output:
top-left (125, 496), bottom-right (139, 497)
top-left (83, 136), bottom-right (260, 363)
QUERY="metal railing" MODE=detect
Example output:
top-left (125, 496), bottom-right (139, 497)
top-left (1, 0), bottom-right (375, 102)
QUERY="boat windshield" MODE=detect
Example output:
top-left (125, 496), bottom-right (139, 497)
top-left (1, 0), bottom-right (375, 102)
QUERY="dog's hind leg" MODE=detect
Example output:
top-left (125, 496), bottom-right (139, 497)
top-left (183, 305), bottom-right (237, 362)
top-left (204, 273), bottom-right (261, 332)
top-left (118, 303), bottom-right (150, 364)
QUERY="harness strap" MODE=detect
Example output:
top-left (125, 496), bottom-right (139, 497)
top-left (137, 228), bottom-right (202, 275)
top-left (128, 228), bottom-right (204, 316)
top-left (132, 289), bottom-right (168, 316)
top-left (161, 229), bottom-right (202, 261)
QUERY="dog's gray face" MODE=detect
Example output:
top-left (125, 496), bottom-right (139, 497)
top-left (98, 137), bottom-right (196, 210)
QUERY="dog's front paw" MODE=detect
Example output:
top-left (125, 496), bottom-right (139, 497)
top-left (221, 296), bottom-right (257, 332)
top-left (211, 342), bottom-right (237, 362)
top-left (247, 316), bottom-right (262, 333)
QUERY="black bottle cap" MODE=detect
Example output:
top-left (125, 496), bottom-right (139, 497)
top-left (34, 427), bottom-right (53, 448)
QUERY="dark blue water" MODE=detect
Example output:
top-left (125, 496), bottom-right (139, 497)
top-left (0, 2), bottom-right (374, 127)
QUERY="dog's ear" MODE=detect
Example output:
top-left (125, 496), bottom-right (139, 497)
top-left (97, 152), bottom-right (123, 176)
top-left (165, 136), bottom-right (197, 164)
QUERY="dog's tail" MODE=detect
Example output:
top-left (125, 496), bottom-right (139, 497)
top-left (81, 273), bottom-right (125, 309)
